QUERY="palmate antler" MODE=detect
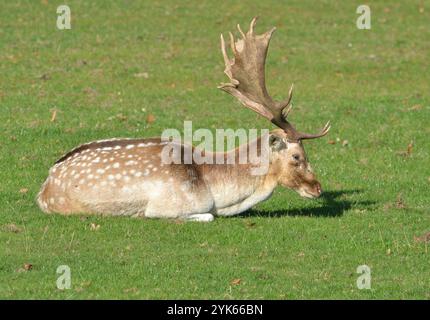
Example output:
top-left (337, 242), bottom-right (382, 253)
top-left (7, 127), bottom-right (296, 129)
top-left (218, 17), bottom-right (330, 142)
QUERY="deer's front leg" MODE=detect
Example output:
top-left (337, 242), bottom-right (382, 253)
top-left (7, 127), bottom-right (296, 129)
top-left (185, 213), bottom-right (215, 222)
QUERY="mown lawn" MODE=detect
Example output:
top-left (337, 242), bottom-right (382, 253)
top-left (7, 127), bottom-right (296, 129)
top-left (0, 0), bottom-right (429, 299)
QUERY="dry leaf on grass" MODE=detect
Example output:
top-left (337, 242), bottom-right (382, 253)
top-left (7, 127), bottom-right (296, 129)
top-left (83, 87), bottom-right (98, 97)
top-left (407, 142), bottom-right (413, 154)
top-left (124, 287), bottom-right (140, 294)
top-left (90, 223), bottom-right (100, 231)
top-left (414, 231), bottom-right (430, 243)
top-left (2, 223), bottom-right (22, 233)
top-left (39, 73), bottom-right (50, 81)
top-left (76, 60), bottom-right (88, 67)
top-left (230, 278), bottom-right (241, 286)
top-left (396, 193), bottom-right (406, 209)
top-left (50, 109), bottom-right (57, 122)
top-left (408, 104), bottom-right (422, 111)
top-left (115, 113), bottom-right (128, 121)
top-left (16, 263), bottom-right (33, 272)
top-left (359, 158), bottom-right (368, 165)
top-left (396, 141), bottom-right (413, 157)
top-left (245, 221), bottom-right (256, 228)
top-left (146, 114), bottom-right (156, 124)
top-left (24, 263), bottom-right (33, 271)
top-left (19, 188), bottom-right (28, 194)
top-left (134, 72), bottom-right (149, 79)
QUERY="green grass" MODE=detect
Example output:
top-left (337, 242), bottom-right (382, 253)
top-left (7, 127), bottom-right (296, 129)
top-left (1, 0), bottom-right (429, 299)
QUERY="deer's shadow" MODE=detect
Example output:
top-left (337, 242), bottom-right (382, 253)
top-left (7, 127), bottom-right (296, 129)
top-left (243, 189), bottom-right (374, 218)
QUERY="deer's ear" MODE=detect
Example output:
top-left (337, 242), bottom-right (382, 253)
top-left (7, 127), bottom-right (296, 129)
top-left (269, 134), bottom-right (287, 151)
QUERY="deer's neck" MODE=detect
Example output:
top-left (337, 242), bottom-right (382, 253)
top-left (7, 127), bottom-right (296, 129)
top-left (196, 137), bottom-right (278, 215)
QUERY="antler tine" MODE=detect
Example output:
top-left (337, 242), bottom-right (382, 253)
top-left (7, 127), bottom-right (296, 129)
top-left (248, 16), bottom-right (258, 36)
top-left (220, 34), bottom-right (238, 86)
top-left (278, 83), bottom-right (294, 110)
top-left (220, 34), bottom-right (230, 68)
top-left (281, 103), bottom-right (293, 120)
top-left (298, 121), bottom-right (331, 140)
top-left (237, 24), bottom-right (246, 38)
top-left (265, 26), bottom-right (277, 39)
top-left (228, 32), bottom-right (236, 54)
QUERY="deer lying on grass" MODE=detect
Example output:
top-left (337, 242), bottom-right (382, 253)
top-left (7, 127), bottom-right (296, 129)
top-left (37, 17), bottom-right (330, 222)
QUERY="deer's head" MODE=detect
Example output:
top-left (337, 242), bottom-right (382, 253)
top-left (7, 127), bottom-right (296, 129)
top-left (269, 130), bottom-right (322, 198)
top-left (219, 17), bottom-right (330, 199)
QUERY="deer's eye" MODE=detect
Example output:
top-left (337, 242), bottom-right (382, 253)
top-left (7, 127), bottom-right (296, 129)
top-left (292, 154), bottom-right (300, 161)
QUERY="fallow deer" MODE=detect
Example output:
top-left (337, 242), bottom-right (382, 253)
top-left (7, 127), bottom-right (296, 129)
top-left (37, 17), bottom-right (330, 222)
